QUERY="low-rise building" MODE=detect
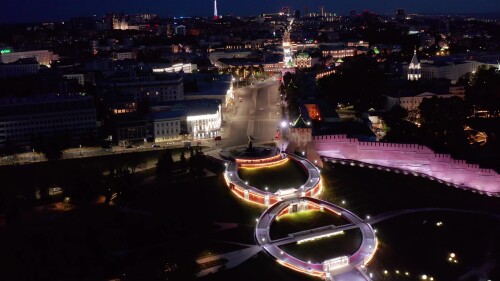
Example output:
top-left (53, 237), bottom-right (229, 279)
top-left (0, 94), bottom-right (97, 147)
top-left (295, 53), bottom-right (312, 69)
top-left (209, 49), bottom-right (252, 66)
top-left (403, 57), bottom-right (484, 83)
top-left (104, 71), bottom-right (184, 102)
top-left (0, 49), bottom-right (58, 66)
top-left (151, 111), bottom-right (184, 143)
top-left (183, 74), bottom-right (233, 107)
top-left (0, 58), bottom-right (40, 78)
top-left (150, 99), bottom-right (222, 141)
top-left (151, 63), bottom-right (198, 74)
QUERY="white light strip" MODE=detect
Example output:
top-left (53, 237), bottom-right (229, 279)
top-left (297, 230), bottom-right (344, 244)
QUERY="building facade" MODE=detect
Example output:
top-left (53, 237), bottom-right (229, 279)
top-left (0, 58), bottom-right (40, 78)
top-left (0, 50), bottom-right (58, 66)
top-left (150, 99), bottom-right (222, 142)
top-left (0, 94), bottom-right (97, 147)
top-left (106, 72), bottom-right (184, 102)
top-left (295, 53), bottom-right (312, 69)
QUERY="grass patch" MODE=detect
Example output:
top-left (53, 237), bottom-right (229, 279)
top-left (319, 163), bottom-right (500, 216)
top-left (370, 212), bottom-right (500, 281)
top-left (237, 159), bottom-right (307, 193)
top-left (279, 228), bottom-right (362, 263)
top-left (270, 210), bottom-right (350, 240)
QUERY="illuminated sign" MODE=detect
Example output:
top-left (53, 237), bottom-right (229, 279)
top-left (1, 49), bottom-right (11, 54)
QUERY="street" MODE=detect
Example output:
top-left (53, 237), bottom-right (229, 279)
top-left (224, 79), bottom-right (282, 147)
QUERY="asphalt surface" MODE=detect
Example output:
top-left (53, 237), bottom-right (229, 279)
top-left (225, 79), bottom-right (282, 147)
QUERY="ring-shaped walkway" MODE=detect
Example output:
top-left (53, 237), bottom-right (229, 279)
top-left (255, 197), bottom-right (377, 280)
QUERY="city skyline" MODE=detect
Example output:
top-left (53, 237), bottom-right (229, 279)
top-left (1, 0), bottom-right (500, 23)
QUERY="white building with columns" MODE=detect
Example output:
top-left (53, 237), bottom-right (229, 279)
top-left (150, 99), bottom-right (222, 142)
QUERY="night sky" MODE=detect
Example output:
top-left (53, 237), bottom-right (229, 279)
top-left (1, 0), bottom-right (500, 23)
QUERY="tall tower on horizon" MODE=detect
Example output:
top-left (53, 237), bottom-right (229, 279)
top-left (214, 0), bottom-right (218, 20)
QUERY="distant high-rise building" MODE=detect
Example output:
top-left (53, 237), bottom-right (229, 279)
top-left (395, 8), bottom-right (406, 21)
top-left (214, 0), bottom-right (218, 20)
top-left (294, 10), bottom-right (300, 19)
top-left (174, 25), bottom-right (186, 36)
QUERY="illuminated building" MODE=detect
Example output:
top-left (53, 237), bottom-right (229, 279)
top-left (403, 56), bottom-right (487, 83)
top-left (0, 49), bottom-right (58, 67)
top-left (151, 111), bottom-right (184, 142)
top-left (282, 28), bottom-right (296, 75)
top-left (152, 63), bottom-right (197, 74)
top-left (289, 114), bottom-right (312, 147)
top-left (295, 53), bottom-right (312, 69)
top-left (112, 18), bottom-right (128, 30)
top-left (314, 135), bottom-right (500, 196)
top-left (150, 99), bottom-right (222, 141)
top-left (407, 50), bottom-right (421, 81)
top-left (321, 46), bottom-right (357, 59)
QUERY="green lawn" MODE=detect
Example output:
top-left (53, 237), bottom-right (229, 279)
top-left (319, 162), bottom-right (500, 216)
top-left (279, 228), bottom-right (362, 263)
top-left (237, 159), bottom-right (308, 193)
top-left (270, 210), bottom-right (350, 240)
top-left (318, 163), bottom-right (500, 281)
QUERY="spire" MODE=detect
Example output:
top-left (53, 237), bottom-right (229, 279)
top-left (410, 49), bottom-right (419, 66)
top-left (214, 0), bottom-right (218, 20)
top-left (408, 48), bottom-right (421, 81)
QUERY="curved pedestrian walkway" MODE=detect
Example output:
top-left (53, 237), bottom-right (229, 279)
top-left (223, 153), bottom-right (322, 206)
top-left (222, 153), bottom-right (376, 280)
top-left (255, 197), bottom-right (377, 280)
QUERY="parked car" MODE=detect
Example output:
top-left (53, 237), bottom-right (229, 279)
top-left (151, 144), bottom-right (160, 148)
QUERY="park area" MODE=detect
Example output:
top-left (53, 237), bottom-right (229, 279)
top-left (237, 158), bottom-right (308, 193)
top-left (269, 209), bottom-right (350, 240)
top-left (279, 228), bottom-right (363, 264)
top-left (0, 151), bottom-right (498, 281)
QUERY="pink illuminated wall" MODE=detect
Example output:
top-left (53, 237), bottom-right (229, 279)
top-left (313, 135), bottom-right (500, 196)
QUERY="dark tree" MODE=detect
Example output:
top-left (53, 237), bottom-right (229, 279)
top-left (382, 105), bottom-right (420, 143)
top-left (156, 150), bottom-right (174, 180)
top-left (179, 150), bottom-right (187, 171)
top-left (318, 55), bottom-right (387, 113)
top-left (419, 96), bottom-right (470, 154)
top-left (465, 66), bottom-right (500, 114)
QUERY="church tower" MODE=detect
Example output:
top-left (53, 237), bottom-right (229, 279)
top-left (407, 49), bottom-right (421, 81)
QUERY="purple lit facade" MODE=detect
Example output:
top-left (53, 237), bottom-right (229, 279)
top-left (314, 135), bottom-right (500, 196)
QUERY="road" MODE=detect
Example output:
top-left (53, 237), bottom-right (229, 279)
top-left (0, 79), bottom-right (283, 166)
top-left (225, 79), bottom-right (282, 147)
